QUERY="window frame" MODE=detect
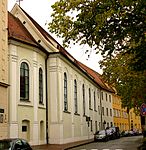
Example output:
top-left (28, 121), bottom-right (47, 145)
top-left (20, 62), bottom-right (29, 101)
top-left (94, 91), bottom-right (96, 111)
top-left (89, 88), bottom-right (91, 109)
top-left (83, 84), bottom-right (85, 115)
top-left (64, 72), bottom-right (68, 111)
top-left (74, 79), bottom-right (78, 114)
top-left (39, 68), bottom-right (43, 104)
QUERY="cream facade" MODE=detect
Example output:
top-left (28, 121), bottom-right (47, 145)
top-left (8, 42), bottom-right (47, 145)
top-left (101, 90), bottom-right (113, 129)
top-left (0, 0), bottom-right (8, 139)
top-left (48, 54), bottom-right (103, 144)
top-left (7, 4), bottom-right (114, 145)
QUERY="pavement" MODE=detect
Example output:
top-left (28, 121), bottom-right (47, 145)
top-left (31, 139), bottom-right (94, 150)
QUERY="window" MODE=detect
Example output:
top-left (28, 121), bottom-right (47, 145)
top-left (106, 93), bottom-right (108, 101)
top-left (64, 73), bottom-right (68, 111)
top-left (74, 79), bottom-right (78, 113)
top-left (20, 62), bottom-right (29, 100)
top-left (95, 121), bottom-right (98, 132)
top-left (98, 106), bottom-right (100, 115)
top-left (22, 126), bottom-right (27, 132)
top-left (89, 88), bottom-right (91, 109)
top-left (39, 68), bottom-right (43, 104)
top-left (94, 91), bottom-right (96, 111)
top-left (83, 84), bottom-right (85, 115)
top-left (102, 107), bottom-right (104, 116)
top-left (109, 95), bottom-right (111, 102)
top-left (110, 109), bottom-right (112, 116)
top-left (101, 92), bottom-right (103, 100)
top-left (90, 120), bottom-right (93, 131)
top-left (106, 108), bottom-right (108, 116)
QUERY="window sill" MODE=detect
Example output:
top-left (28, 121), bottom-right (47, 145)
top-left (63, 110), bottom-right (71, 114)
top-left (39, 102), bottom-right (44, 105)
top-left (20, 99), bottom-right (30, 102)
top-left (74, 113), bottom-right (80, 116)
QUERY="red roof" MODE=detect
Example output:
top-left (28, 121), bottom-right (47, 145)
top-left (75, 61), bottom-right (114, 92)
top-left (8, 11), bottom-right (39, 47)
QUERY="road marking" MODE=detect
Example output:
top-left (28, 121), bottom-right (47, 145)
top-left (79, 148), bottom-right (123, 150)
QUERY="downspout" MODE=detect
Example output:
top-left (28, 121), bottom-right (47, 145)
top-left (100, 89), bottom-right (103, 130)
top-left (45, 54), bottom-right (49, 144)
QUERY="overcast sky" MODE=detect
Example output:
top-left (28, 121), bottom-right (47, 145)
top-left (8, 0), bottom-right (103, 74)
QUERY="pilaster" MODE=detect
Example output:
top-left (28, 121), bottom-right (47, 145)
top-left (9, 45), bottom-right (18, 137)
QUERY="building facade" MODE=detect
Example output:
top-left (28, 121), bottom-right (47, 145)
top-left (112, 93), bottom-right (141, 132)
top-left (0, 0), bottom-right (9, 139)
top-left (7, 4), bottom-right (114, 145)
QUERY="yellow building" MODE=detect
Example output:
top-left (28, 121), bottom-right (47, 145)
top-left (112, 93), bottom-right (141, 132)
top-left (129, 108), bottom-right (141, 131)
top-left (0, 0), bottom-right (9, 139)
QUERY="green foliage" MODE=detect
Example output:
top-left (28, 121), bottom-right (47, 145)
top-left (100, 53), bottom-right (146, 110)
top-left (49, 0), bottom-right (146, 109)
top-left (49, 0), bottom-right (146, 70)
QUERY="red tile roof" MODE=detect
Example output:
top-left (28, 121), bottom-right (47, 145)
top-left (75, 61), bottom-right (114, 92)
top-left (8, 11), bottom-right (39, 47)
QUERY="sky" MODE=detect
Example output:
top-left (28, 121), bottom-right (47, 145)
top-left (8, 0), bottom-right (103, 74)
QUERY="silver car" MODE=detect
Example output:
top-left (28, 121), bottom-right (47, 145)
top-left (0, 138), bottom-right (32, 150)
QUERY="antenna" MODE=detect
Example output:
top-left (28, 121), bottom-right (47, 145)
top-left (16, 0), bottom-right (23, 6)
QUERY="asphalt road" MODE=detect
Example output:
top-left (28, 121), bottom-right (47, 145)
top-left (69, 135), bottom-right (143, 150)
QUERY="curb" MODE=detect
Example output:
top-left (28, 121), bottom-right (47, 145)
top-left (64, 140), bottom-right (94, 150)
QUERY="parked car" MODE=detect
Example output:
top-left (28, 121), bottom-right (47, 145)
top-left (0, 138), bottom-right (32, 150)
top-left (108, 126), bottom-right (120, 139)
top-left (120, 130), bottom-right (131, 137)
top-left (94, 130), bottom-right (110, 142)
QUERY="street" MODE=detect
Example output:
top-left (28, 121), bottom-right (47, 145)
top-left (69, 135), bottom-right (143, 150)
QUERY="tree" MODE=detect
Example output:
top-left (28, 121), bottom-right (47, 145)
top-left (99, 52), bottom-right (146, 112)
top-left (49, 0), bottom-right (146, 71)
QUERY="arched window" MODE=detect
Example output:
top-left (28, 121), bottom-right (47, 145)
top-left (74, 79), bottom-right (77, 113)
top-left (20, 62), bottom-right (29, 100)
top-left (94, 91), bottom-right (96, 111)
top-left (82, 84), bottom-right (85, 115)
top-left (89, 88), bottom-right (91, 109)
top-left (39, 68), bottom-right (43, 104)
top-left (64, 72), bottom-right (68, 111)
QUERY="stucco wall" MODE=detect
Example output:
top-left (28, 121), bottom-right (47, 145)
top-left (48, 54), bottom-right (113, 144)
top-left (8, 42), bottom-right (46, 145)
top-left (0, 0), bottom-right (8, 139)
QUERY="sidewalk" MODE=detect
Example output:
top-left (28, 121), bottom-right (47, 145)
top-left (32, 139), bottom-right (94, 150)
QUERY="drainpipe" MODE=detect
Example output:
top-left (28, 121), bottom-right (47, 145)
top-left (45, 55), bottom-right (49, 144)
top-left (100, 89), bottom-right (103, 130)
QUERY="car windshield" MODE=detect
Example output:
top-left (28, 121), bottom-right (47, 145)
top-left (99, 130), bottom-right (106, 135)
top-left (0, 141), bottom-right (12, 150)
